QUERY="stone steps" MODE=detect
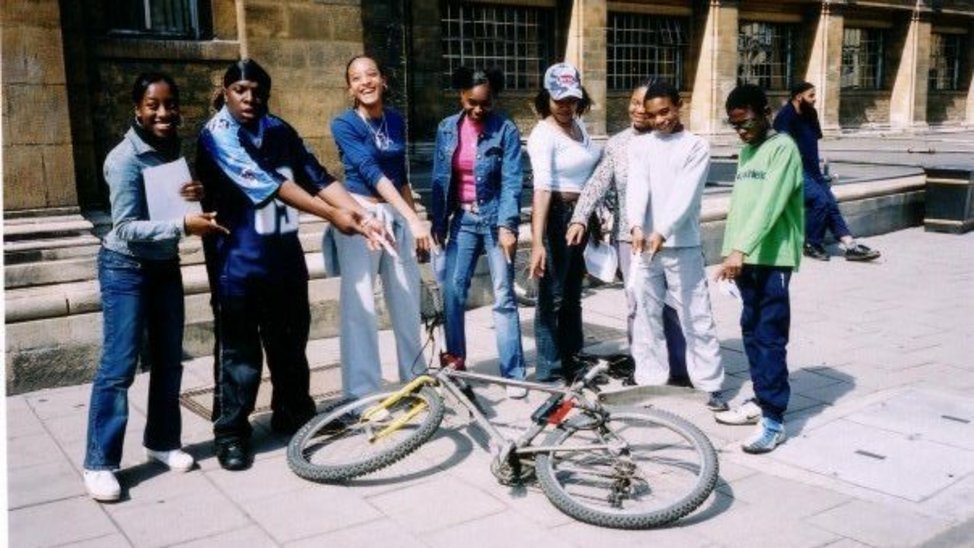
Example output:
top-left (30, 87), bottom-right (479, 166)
top-left (3, 175), bottom-right (926, 395)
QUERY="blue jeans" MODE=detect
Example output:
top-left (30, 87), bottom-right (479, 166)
top-left (213, 277), bottom-right (316, 443)
top-left (85, 248), bottom-right (184, 470)
top-left (443, 209), bottom-right (526, 379)
top-left (535, 200), bottom-right (586, 381)
top-left (803, 172), bottom-right (850, 246)
top-left (736, 265), bottom-right (792, 423)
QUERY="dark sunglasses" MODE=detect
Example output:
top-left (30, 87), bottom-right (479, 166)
top-left (727, 117), bottom-right (759, 131)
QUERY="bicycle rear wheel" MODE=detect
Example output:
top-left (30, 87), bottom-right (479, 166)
top-left (287, 385), bottom-right (445, 482)
top-left (535, 407), bottom-right (718, 529)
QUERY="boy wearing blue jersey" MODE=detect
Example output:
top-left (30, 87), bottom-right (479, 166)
top-left (198, 59), bottom-right (384, 471)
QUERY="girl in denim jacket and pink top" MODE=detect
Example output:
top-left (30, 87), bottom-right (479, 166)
top-left (430, 67), bottom-right (526, 397)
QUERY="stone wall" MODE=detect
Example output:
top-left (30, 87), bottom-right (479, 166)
top-left (243, 0), bottom-right (366, 179)
top-left (928, 91), bottom-right (968, 126)
top-left (2, 0), bottom-right (78, 210)
top-left (840, 91), bottom-right (893, 127)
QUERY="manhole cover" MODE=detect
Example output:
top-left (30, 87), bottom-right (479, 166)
top-left (180, 362), bottom-right (344, 420)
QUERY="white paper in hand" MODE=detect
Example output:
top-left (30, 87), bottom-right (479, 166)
top-left (717, 278), bottom-right (742, 302)
top-left (583, 240), bottom-right (619, 283)
top-left (142, 158), bottom-right (201, 221)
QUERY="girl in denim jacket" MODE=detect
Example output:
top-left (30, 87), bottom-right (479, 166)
top-left (83, 73), bottom-right (227, 501)
top-left (430, 67), bottom-right (527, 398)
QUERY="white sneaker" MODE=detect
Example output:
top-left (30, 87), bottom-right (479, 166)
top-left (714, 399), bottom-right (762, 425)
top-left (741, 419), bottom-right (787, 454)
top-left (506, 385), bottom-right (529, 399)
top-left (145, 448), bottom-right (195, 472)
top-left (84, 469), bottom-right (121, 502)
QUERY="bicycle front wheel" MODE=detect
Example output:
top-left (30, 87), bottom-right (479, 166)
top-left (535, 407), bottom-right (718, 529)
top-left (287, 385), bottom-right (445, 482)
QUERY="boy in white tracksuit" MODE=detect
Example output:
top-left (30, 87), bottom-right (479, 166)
top-left (626, 82), bottom-right (726, 410)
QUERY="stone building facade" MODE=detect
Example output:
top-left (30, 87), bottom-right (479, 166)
top-left (2, 0), bottom-right (972, 213)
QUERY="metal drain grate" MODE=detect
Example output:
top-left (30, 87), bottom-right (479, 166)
top-left (179, 362), bottom-right (344, 421)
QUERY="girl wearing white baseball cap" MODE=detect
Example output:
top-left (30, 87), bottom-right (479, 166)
top-left (526, 62), bottom-right (602, 384)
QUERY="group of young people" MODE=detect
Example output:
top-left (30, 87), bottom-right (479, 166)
top-left (83, 54), bottom-right (817, 502)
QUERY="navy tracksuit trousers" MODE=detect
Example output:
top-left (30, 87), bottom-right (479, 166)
top-left (736, 265), bottom-right (792, 423)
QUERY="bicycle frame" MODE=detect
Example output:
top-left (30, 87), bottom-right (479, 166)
top-left (365, 360), bottom-right (626, 478)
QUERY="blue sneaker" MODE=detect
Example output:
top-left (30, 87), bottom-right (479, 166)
top-left (741, 417), bottom-right (786, 454)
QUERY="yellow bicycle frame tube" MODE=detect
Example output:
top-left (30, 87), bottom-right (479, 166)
top-left (362, 375), bottom-right (437, 441)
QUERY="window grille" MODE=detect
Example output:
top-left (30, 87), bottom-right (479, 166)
top-left (841, 28), bottom-right (884, 90)
top-left (929, 33), bottom-right (964, 91)
top-left (441, 2), bottom-right (551, 91)
top-left (606, 12), bottom-right (688, 91)
top-left (106, 0), bottom-right (204, 39)
top-left (737, 21), bottom-right (796, 90)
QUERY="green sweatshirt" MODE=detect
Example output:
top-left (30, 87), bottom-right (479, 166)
top-left (721, 132), bottom-right (804, 268)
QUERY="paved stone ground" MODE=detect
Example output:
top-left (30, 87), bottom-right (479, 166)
top-left (6, 227), bottom-right (974, 547)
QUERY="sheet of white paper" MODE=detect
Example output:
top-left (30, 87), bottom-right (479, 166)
top-left (142, 158), bottom-right (201, 221)
top-left (717, 278), bottom-right (742, 302)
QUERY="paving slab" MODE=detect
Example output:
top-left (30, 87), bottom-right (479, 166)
top-left (239, 484), bottom-right (383, 544)
top-left (9, 497), bottom-right (118, 548)
top-left (422, 509), bottom-right (570, 548)
top-left (771, 416), bottom-right (973, 501)
top-left (173, 526), bottom-right (278, 548)
top-left (109, 488), bottom-right (251, 547)
top-left (285, 518), bottom-right (427, 548)
top-left (844, 388), bottom-right (974, 451)
top-left (366, 476), bottom-right (508, 535)
top-left (807, 499), bottom-right (950, 547)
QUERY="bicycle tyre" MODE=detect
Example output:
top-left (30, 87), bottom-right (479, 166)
top-left (534, 406), bottom-right (718, 529)
top-left (287, 385), bottom-right (445, 482)
top-left (513, 250), bottom-right (538, 307)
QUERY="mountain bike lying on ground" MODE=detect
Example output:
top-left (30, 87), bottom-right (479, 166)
top-left (287, 284), bottom-right (718, 529)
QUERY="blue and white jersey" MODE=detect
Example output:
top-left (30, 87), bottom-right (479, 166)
top-left (198, 106), bottom-right (336, 294)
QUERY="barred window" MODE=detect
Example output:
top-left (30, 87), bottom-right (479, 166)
top-left (737, 21), bottom-right (796, 90)
top-left (842, 28), bottom-right (884, 90)
top-left (929, 33), bottom-right (964, 91)
top-left (105, 0), bottom-right (207, 39)
top-left (441, 2), bottom-right (551, 91)
top-left (606, 13), bottom-right (688, 91)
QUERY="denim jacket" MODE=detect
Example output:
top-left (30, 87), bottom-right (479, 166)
top-left (102, 127), bottom-right (185, 261)
top-left (430, 111), bottom-right (522, 240)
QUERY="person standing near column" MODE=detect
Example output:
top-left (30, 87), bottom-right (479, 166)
top-left (624, 81), bottom-right (727, 411)
top-left (565, 78), bottom-right (690, 386)
top-left (715, 84), bottom-right (804, 454)
top-left (527, 62), bottom-right (602, 383)
top-left (430, 66), bottom-right (527, 398)
top-left (331, 55), bottom-right (431, 400)
top-left (84, 72), bottom-right (229, 501)
top-left (773, 82), bottom-right (879, 262)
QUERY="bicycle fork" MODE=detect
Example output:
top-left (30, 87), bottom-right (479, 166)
top-left (363, 375), bottom-right (437, 442)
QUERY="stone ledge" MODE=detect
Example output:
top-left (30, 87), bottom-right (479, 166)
top-left (93, 38), bottom-right (241, 62)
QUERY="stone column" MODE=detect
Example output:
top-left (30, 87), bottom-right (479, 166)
top-left (1, 0), bottom-right (79, 210)
top-left (565, 0), bottom-right (607, 135)
top-left (689, 0), bottom-right (740, 135)
top-left (804, 2), bottom-right (843, 134)
top-left (889, 7), bottom-right (931, 131)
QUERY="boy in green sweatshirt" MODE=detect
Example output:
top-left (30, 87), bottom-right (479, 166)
top-left (714, 84), bottom-right (804, 454)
